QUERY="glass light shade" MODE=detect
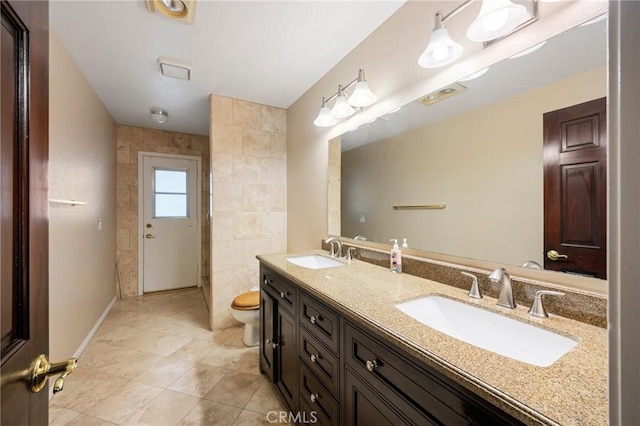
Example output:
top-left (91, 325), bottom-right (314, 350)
top-left (418, 28), bottom-right (463, 68)
top-left (330, 94), bottom-right (356, 118)
top-left (348, 81), bottom-right (377, 107)
top-left (466, 0), bottom-right (529, 42)
top-left (458, 67), bottom-right (490, 82)
top-left (313, 106), bottom-right (337, 127)
top-left (509, 41), bottom-right (546, 59)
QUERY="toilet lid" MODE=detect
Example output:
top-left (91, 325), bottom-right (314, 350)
top-left (231, 290), bottom-right (259, 310)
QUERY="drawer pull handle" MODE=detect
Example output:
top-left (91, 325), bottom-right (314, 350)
top-left (310, 315), bottom-right (318, 324)
top-left (264, 278), bottom-right (268, 285)
top-left (310, 393), bottom-right (319, 403)
top-left (272, 342), bottom-right (279, 349)
top-left (310, 354), bottom-right (319, 363)
top-left (280, 291), bottom-right (285, 298)
top-left (366, 360), bottom-right (378, 372)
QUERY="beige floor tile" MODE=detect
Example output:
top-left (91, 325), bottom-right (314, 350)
top-left (167, 364), bottom-right (227, 398)
top-left (123, 389), bottom-right (200, 426)
top-left (169, 339), bottom-right (217, 363)
top-left (134, 357), bottom-right (195, 388)
top-left (84, 380), bottom-right (164, 424)
top-left (203, 371), bottom-right (264, 408)
top-left (231, 410), bottom-right (276, 426)
top-left (198, 345), bottom-right (258, 371)
top-left (177, 400), bottom-right (243, 426)
top-left (244, 381), bottom-right (288, 415)
top-left (116, 329), bottom-right (193, 356)
top-left (49, 404), bottom-right (81, 425)
top-left (91, 324), bottom-right (140, 345)
top-left (63, 414), bottom-right (117, 425)
top-left (50, 372), bottom-right (129, 413)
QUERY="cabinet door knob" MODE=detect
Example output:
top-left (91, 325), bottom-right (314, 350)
top-left (310, 315), bottom-right (318, 324)
top-left (272, 342), bottom-right (279, 349)
top-left (266, 338), bottom-right (271, 344)
top-left (310, 354), bottom-right (318, 363)
top-left (366, 359), bottom-right (378, 372)
top-left (310, 393), bottom-right (319, 403)
top-left (280, 291), bottom-right (285, 298)
top-left (264, 278), bottom-right (268, 285)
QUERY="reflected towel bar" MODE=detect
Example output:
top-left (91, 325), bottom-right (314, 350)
top-left (49, 199), bottom-right (87, 206)
top-left (393, 204), bottom-right (447, 210)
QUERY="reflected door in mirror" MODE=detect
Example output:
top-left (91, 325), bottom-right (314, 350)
top-left (543, 97), bottom-right (607, 279)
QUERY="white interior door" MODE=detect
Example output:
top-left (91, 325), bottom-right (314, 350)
top-left (141, 154), bottom-right (200, 293)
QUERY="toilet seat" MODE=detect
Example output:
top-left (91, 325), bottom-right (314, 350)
top-left (231, 290), bottom-right (259, 311)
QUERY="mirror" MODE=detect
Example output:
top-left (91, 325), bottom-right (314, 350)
top-left (337, 17), bottom-right (607, 274)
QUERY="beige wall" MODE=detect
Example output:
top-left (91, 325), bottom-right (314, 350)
top-left (209, 95), bottom-right (287, 330)
top-left (115, 125), bottom-right (210, 298)
top-left (287, 1), bottom-right (608, 252)
top-left (49, 32), bottom-right (117, 363)
top-left (341, 67), bottom-right (606, 266)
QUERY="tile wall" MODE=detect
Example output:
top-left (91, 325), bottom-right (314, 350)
top-left (209, 95), bottom-right (287, 329)
top-left (116, 125), bottom-right (211, 298)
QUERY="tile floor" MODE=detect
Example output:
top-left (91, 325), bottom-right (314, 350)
top-left (49, 288), bottom-right (288, 425)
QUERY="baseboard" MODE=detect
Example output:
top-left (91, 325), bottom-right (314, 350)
top-left (49, 295), bottom-right (117, 400)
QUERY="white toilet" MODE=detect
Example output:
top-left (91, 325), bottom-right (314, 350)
top-left (230, 290), bottom-right (260, 346)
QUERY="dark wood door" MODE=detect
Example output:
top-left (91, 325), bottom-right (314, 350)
top-left (1, 0), bottom-right (49, 424)
top-left (259, 289), bottom-right (275, 380)
top-left (543, 97), bottom-right (607, 279)
top-left (275, 304), bottom-right (296, 410)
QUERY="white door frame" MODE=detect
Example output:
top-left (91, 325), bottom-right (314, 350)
top-left (137, 151), bottom-right (202, 296)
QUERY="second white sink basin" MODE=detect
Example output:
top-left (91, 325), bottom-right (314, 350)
top-left (396, 295), bottom-right (577, 367)
top-left (287, 254), bottom-right (345, 269)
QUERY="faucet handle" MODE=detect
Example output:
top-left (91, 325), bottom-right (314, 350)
top-left (346, 247), bottom-right (357, 261)
top-left (528, 290), bottom-right (565, 318)
top-left (461, 272), bottom-right (482, 299)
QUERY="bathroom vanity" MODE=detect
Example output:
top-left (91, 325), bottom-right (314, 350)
top-left (257, 252), bottom-right (607, 425)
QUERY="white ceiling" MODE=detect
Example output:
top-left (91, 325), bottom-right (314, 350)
top-left (50, 0), bottom-right (405, 136)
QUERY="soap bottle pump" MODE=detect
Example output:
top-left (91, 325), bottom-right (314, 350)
top-left (390, 239), bottom-right (402, 273)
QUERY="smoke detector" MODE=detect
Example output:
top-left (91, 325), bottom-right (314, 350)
top-left (145, 0), bottom-right (196, 24)
top-left (158, 58), bottom-right (191, 81)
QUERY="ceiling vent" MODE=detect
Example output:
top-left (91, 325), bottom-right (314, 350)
top-left (158, 58), bottom-right (191, 81)
top-left (145, 0), bottom-right (196, 24)
top-left (420, 83), bottom-right (467, 106)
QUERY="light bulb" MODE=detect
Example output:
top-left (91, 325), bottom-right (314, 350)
top-left (313, 106), bottom-right (337, 127)
top-left (467, 0), bottom-right (529, 42)
top-left (348, 81), bottom-right (377, 108)
top-left (418, 25), bottom-right (463, 69)
top-left (331, 93), bottom-right (356, 118)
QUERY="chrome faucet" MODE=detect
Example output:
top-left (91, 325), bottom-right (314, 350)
top-left (324, 237), bottom-right (343, 258)
top-left (488, 268), bottom-right (516, 309)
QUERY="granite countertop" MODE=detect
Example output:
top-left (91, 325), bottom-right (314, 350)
top-left (257, 251), bottom-right (608, 426)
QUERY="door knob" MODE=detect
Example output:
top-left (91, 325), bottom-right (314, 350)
top-left (547, 250), bottom-right (568, 261)
top-left (29, 354), bottom-right (77, 394)
top-left (145, 223), bottom-right (152, 229)
top-left (145, 234), bottom-right (155, 239)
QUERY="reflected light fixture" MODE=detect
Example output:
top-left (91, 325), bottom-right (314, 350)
top-left (418, 11), bottom-right (463, 68)
top-left (418, 0), bottom-right (536, 69)
top-left (313, 69), bottom-right (377, 128)
top-left (150, 108), bottom-right (169, 124)
top-left (467, 0), bottom-right (529, 42)
top-left (508, 40), bottom-right (546, 58)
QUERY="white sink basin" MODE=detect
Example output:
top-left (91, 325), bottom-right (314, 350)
top-left (286, 254), bottom-right (345, 269)
top-left (396, 295), bottom-right (577, 367)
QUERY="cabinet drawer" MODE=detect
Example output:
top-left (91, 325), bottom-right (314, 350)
top-left (298, 362), bottom-right (339, 426)
top-left (261, 267), bottom-right (296, 313)
top-left (345, 322), bottom-right (521, 426)
top-left (299, 326), bottom-right (339, 398)
top-left (299, 292), bottom-right (339, 354)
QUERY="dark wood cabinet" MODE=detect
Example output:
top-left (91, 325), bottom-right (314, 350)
top-left (259, 263), bottom-right (524, 426)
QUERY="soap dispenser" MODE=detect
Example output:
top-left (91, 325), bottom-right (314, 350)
top-left (389, 239), bottom-right (402, 273)
top-left (402, 238), bottom-right (409, 249)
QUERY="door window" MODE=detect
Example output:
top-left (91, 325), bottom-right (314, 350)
top-left (153, 169), bottom-right (189, 218)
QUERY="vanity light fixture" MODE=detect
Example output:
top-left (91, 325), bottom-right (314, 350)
top-left (313, 69), bottom-right (377, 128)
top-left (458, 66), bottom-right (490, 81)
top-left (508, 40), bottom-right (546, 58)
top-left (150, 108), bottom-right (169, 124)
top-left (418, 0), bottom-right (537, 69)
top-left (418, 11), bottom-right (464, 68)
